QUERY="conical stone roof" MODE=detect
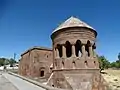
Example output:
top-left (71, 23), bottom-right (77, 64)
top-left (52, 16), bottom-right (95, 34)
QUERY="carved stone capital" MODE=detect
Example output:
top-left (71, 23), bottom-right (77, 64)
top-left (70, 41), bottom-right (75, 45)
top-left (90, 41), bottom-right (94, 46)
top-left (81, 39), bottom-right (95, 46)
top-left (81, 39), bottom-right (87, 45)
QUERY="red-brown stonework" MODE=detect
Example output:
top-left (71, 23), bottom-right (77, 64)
top-left (18, 47), bottom-right (53, 79)
top-left (47, 16), bottom-right (108, 90)
top-left (18, 16), bottom-right (108, 90)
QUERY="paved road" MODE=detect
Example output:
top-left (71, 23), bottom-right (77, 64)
top-left (2, 73), bottom-right (45, 90)
top-left (0, 72), bottom-right (18, 90)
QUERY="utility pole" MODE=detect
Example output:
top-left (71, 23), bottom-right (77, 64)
top-left (14, 53), bottom-right (16, 61)
top-left (4, 58), bottom-right (7, 72)
top-left (13, 53), bottom-right (16, 70)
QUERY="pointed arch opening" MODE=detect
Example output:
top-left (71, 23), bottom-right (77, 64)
top-left (57, 44), bottom-right (62, 57)
top-left (92, 43), bottom-right (96, 57)
top-left (92, 43), bottom-right (96, 49)
top-left (72, 61), bottom-right (76, 69)
top-left (94, 61), bottom-right (96, 68)
top-left (85, 61), bottom-right (88, 68)
top-left (75, 40), bottom-right (82, 57)
top-left (85, 40), bottom-right (90, 57)
top-left (65, 41), bottom-right (72, 57)
top-left (62, 61), bottom-right (64, 69)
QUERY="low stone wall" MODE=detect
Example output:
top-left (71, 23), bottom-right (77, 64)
top-left (8, 72), bottom-right (68, 90)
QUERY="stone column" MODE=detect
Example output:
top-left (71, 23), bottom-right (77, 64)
top-left (72, 44), bottom-right (76, 57)
top-left (93, 44), bottom-right (97, 57)
top-left (54, 48), bottom-right (56, 58)
top-left (93, 49), bottom-right (97, 57)
top-left (53, 48), bottom-right (56, 69)
top-left (56, 48), bottom-right (59, 58)
top-left (89, 45), bottom-right (93, 57)
top-left (81, 44), bottom-right (86, 57)
top-left (62, 44), bottom-right (66, 58)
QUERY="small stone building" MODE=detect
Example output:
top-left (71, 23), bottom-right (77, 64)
top-left (18, 47), bottom-right (53, 79)
top-left (19, 16), bottom-right (108, 90)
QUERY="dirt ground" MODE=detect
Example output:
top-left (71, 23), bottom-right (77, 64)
top-left (102, 70), bottom-right (120, 90)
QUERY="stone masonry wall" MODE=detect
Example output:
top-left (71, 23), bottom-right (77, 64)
top-left (19, 47), bottom-right (53, 79)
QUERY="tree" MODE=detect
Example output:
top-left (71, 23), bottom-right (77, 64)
top-left (9, 58), bottom-right (16, 67)
top-left (98, 56), bottom-right (110, 70)
top-left (118, 53), bottom-right (120, 68)
top-left (110, 62), bottom-right (116, 67)
top-left (118, 53), bottom-right (120, 61)
top-left (0, 58), bottom-right (5, 66)
top-left (0, 58), bottom-right (10, 66)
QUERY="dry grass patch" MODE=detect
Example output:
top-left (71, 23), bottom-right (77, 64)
top-left (102, 70), bottom-right (120, 90)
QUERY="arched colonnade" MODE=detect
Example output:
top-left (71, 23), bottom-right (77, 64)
top-left (54, 40), bottom-right (96, 58)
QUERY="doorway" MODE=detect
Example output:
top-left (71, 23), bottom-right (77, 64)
top-left (40, 70), bottom-right (44, 77)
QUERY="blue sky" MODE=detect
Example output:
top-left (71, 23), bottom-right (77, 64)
top-left (0, 0), bottom-right (120, 61)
